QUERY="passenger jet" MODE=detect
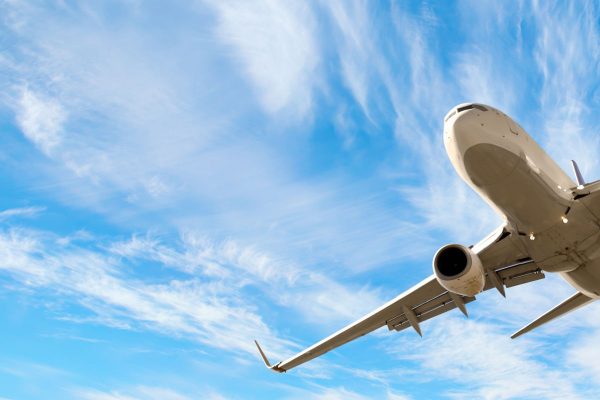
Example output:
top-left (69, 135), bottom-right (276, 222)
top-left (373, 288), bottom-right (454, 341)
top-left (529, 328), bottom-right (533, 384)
top-left (256, 103), bottom-right (600, 372)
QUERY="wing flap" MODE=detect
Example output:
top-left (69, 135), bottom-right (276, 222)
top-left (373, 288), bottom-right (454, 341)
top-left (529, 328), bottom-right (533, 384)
top-left (503, 268), bottom-right (545, 288)
top-left (483, 260), bottom-right (545, 291)
top-left (387, 294), bottom-right (475, 332)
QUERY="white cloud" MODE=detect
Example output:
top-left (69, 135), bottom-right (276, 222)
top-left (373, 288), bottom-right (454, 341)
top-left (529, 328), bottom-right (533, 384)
top-left (374, 271), bottom-right (600, 398)
top-left (76, 390), bottom-right (137, 400)
top-left (388, 6), bottom-right (501, 243)
top-left (566, 329), bottom-right (600, 384)
top-left (2, 4), bottom-right (597, 398)
top-left (532, 2), bottom-right (600, 178)
top-left (452, 49), bottom-right (516, 114)
top-left (386, 392), bottom-right (411, 400)
top-left (325, 0), bottom-right (374, 120)
top-left (202, 392), bottom-right (230, 400)
top-left (0, 227), bottom-right (294, 358)
top-left (143, 176), bottom-right (170, 198)
top-left (286, 385), bottom-right (411, 400)
top-left (305, 387), bottom-right (370, 400)
top-left (0, 224), bottom-right (392, 369)
top-left (127, 386), bottom-right (192, 400)
top-left (387, 317), bottom-right (583, 399)
top-left (107, 233), bottom-right (386, 329)
top-left (210, 0), bottom-right (319, 117)
top-left (0, 206), bottom-right (45, 221)
top-left (280, 276), bottom-right (383, 328)
top-left (75, 386), bottom-right (195, 400)
top-left (0, 1), bottom-right (442, 285)
top-left (15, 88), bottom-right (66, 155)
top-left (0, 359), bottom-right (68, 380)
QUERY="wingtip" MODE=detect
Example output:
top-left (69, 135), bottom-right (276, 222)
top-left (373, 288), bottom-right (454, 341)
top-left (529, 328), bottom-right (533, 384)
top-left (254, 340), bottom-right (286, 373)
top-left (254, 340), bottom-right (271, 367)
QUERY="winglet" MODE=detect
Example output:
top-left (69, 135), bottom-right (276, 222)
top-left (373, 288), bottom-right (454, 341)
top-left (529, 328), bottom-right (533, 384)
top-left (254, 340), bottom-right (286, 373)
top-left (571, 160), bottom-right (585, 188)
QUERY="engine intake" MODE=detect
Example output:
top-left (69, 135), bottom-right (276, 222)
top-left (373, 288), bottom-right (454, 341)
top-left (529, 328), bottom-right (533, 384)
top-left (433, 244), bottom-right (485, 297)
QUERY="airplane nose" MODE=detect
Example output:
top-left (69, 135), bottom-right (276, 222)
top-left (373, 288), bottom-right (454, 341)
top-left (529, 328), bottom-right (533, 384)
top-left (444, 105), bottom-right (484, 149)
top-left (445, 103), bottom-right (521, 187)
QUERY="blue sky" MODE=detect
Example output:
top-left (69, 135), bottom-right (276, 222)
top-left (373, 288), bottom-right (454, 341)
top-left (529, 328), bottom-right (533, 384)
top-left (0, 1), bottom-right (599, 399)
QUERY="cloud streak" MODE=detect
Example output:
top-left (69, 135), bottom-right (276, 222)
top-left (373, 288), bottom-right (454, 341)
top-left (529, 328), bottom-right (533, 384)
top-left (0, 206), bottom-right (45, 221)
top-left (532, 1), bottom-right (600, 178)
top-left (14, 88), bottom-right (66, 155)
top-left (209, 0), bottom-right (320, 117)
top-left (74, 386), bottom-right (194, 400)
top-left (0, 227), bottom-right (293, 357)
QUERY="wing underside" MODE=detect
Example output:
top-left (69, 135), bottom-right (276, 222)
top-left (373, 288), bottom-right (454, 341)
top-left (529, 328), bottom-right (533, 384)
top-left (256, 224), bottom-right (545, 372)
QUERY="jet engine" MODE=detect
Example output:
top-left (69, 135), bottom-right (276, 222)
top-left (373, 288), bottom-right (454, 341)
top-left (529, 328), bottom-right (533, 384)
top-left (433, 244), bottom-right (485, 297)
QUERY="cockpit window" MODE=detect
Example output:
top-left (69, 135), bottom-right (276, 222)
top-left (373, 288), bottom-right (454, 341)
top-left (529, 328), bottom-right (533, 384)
top-left (457, 104), bottom-right (488, 113)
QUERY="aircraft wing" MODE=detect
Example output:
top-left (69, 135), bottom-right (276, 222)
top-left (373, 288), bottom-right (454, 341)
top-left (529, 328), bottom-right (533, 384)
top-left (256, 224), bottom-right (544, 373)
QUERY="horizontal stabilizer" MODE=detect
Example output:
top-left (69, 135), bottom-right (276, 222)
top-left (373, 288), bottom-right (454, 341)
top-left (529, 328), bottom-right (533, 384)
top-left (511, 292), bottom-right (594, 339)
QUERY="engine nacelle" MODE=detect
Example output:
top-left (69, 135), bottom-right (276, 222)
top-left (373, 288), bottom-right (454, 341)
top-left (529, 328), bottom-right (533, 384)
top-left (433, 244), bottom-right (485, 297)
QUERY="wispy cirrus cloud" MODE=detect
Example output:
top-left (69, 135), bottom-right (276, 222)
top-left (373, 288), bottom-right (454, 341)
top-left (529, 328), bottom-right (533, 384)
top-left (374, 272), bottom-right (600, 398)
top-left (532, 1), bottom-right (600, 178)
top-left (320, 1), bottom-right (497, 245)
top-left (209, 0), bottom-right (320, 117)
top-left (0, 223), bottom-right (392, 366)
top-left (452, 49), bottom-right (517, 114)
top-left (1, 2), bottom-right (599, 399)
top-left (108, 232), bottom-right (387, 330)
top-left (74, 386), bottom-right (194, 400)
top-left (285, 385), bottom-right (410, 400)
top-left (305, 387), bottom-right (372, 400)
top-left (1, 0), bottom-right (428, 277)
top-left (325, 3), bottom-right (600, 398)
top-left (0, 206), bottom-right (45, 221)
top-left (14, 88), bottom-right (66, 155)
top-left (386, 316), bottom-right (584, 400)
top-left (0, 358), bottom-right (68, 380)
top-left (0, 227), bottom-right (293, 358)
top-left (325, 0), bottom-right (376, 121)
top-left (387, 4), bottom-right (501, 243)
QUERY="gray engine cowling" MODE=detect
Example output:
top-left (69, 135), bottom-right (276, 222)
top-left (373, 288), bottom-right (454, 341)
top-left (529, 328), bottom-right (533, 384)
top-left (433, 244), bottom-right (485, 297)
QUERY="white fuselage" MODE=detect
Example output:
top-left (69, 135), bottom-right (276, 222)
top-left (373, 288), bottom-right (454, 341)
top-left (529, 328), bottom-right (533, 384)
top-left (444, 104), bottom-right (600, 298)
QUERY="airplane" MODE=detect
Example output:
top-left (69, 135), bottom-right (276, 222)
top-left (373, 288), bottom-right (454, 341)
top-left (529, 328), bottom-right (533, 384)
top-left (255, 103), bottom-right (600, 373)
